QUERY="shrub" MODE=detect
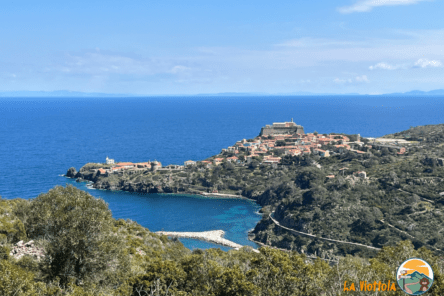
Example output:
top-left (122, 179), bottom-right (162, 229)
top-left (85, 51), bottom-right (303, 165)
top-left (0, 259), bottom-right (36, 295)
top-left (24, 185), bottom-right (129, 287)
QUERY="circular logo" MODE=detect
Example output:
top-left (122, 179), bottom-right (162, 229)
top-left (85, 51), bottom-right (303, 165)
top-left (397, 258), bottom-right (433, 295)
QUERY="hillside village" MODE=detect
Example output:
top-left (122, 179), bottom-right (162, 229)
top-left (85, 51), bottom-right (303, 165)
top-left (88, 120), bottom-right (410, 183)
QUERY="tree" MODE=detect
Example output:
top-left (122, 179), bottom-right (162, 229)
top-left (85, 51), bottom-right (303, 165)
top-left (276, 140), bottom-right (286, 147)
top-left (294, 167), bottom-right (326, 189)
top-left (249, 160), bottom-right (260, 169)
top-left (0, 260), bottom-right (36, 296)
top-left (24, 185), bottom-right (128, 287)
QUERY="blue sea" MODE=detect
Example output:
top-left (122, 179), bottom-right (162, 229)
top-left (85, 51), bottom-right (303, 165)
top-left (1, 96), bottom-right (443, 251)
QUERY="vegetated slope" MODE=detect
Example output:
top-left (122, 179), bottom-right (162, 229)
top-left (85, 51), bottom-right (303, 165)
top-left (382, 123), bottom-right (444, 143)
top-left (3, 186), bottom-right (444, 295)
top-left (251, 124), bottom-right (444, 258)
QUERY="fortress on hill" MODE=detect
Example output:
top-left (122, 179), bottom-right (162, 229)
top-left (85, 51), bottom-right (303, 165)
top-left (259, 119), bottom-right (304, 136)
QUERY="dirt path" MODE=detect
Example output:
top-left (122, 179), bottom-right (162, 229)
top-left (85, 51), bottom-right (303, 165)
top-left (404, 281), bottom-right (419, 294)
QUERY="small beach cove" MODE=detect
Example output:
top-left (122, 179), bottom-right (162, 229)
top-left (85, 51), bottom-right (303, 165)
top-left (66, 178), bottom-right (262, 251)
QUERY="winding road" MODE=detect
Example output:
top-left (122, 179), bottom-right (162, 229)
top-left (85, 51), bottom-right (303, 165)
top-left (268, 212), bottom-right (381, 251)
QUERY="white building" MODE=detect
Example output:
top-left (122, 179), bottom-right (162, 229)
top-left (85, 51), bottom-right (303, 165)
top-left (184, 160), bottom-right (196, 166)
top-left (106, 156), bottom-right (115, 164)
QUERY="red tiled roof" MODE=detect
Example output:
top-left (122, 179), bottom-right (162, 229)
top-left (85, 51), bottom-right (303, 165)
top-left (117, 162), bottom-right (134, 166)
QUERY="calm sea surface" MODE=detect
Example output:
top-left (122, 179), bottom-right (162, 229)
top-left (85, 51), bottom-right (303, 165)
top-left (1, 96), bottom-right (443, 250)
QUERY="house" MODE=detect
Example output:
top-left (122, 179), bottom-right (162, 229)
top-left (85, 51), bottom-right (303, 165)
top-left (106, 156), bottom-right (115, 164)
top-left (136, 162), bottom-right (151, 169)
top-left (227, 156), bottom-right (239, 163)
top-left (227, 146), bottom-right (236, 152)
top-left (349, 149), bottom-right (366, 155)
top-left (116, 162), bottom-right (135, 169)
top-left (326, 175), bottom-right (335, 179)
top-left (397, 147), bottom-right (406, 155)
top-left (97, 168), bottom-right (107, 176)
top-left (263, 156), bottom-right (281, 168)
top-left (355, 171), bottom-right (368, 179)
top-left (213, 158), bottom-right (224, 166)
top-left (335, 144), bottom-right (350, 153)
top-left (313, 149), bottom-right (330, 157)
top-left (184, 160), bottom-right (196, 166)
top-left (163, 164), bottom-right (183, 170)
top-left (201, 160), bottom-right (213, 168)
top-left (286, 149), bottom-right (301, 156)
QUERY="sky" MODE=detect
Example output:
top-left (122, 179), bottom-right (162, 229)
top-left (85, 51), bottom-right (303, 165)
top-left (1, 0), bottom-right (444, 95)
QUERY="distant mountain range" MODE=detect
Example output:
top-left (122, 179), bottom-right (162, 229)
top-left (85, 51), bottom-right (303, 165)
top-left (0, 90), bottom-right (133, 98)
top-left (1, 89), bottom-right (444, 97)
top-left (407, 271), bottom-right (432, 281)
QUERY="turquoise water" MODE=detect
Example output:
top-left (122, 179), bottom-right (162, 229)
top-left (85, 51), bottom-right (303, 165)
top-left (68, 179), bottom-right (262, 251)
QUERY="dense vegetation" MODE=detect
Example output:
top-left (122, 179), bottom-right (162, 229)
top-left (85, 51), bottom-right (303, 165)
top-left (2, 185), bottom-right (444, 295)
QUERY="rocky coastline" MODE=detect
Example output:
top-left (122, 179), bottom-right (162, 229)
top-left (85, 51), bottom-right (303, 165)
top-left (65, 166), bottom-right (263, 201)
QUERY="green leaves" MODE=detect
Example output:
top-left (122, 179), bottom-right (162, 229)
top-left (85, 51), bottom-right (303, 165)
top-left (24, 185), bottom-right (127, 287)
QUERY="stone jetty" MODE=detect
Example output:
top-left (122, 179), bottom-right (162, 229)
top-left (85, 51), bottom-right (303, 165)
top-left (156, 230), bottom-right (259, 253)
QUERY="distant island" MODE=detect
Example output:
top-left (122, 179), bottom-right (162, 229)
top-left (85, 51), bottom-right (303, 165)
top-left (66, 120), bottom-right (444, 258)
top-left (3, 89), bottom-right (444, 97)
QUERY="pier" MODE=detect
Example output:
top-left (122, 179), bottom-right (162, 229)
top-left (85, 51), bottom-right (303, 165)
top-left (156, 230), bottom-right (259, 252)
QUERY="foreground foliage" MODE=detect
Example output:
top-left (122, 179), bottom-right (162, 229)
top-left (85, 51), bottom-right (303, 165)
top-left (1, 185), bottom-right (444, 295)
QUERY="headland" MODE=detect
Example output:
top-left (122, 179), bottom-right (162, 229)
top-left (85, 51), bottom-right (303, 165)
top-left (66, 121), bottom-right (444, 257)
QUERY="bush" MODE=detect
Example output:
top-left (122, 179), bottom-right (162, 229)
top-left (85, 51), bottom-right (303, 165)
top-left (0, 259), bottom-right (36, 295)
top-left (0, 245), bottom-right (10, 260)
top-left (24, 185), bottom-right (129, 287)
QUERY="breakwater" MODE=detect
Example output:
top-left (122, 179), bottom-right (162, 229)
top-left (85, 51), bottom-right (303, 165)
top-left (156, 230), bottom-right (259, 252)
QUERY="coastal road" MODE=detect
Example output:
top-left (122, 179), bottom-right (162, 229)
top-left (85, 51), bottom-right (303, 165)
top-left (268, 212), bottom-right (381, 251)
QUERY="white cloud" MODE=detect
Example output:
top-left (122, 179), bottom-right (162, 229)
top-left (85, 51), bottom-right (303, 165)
top-left (338, 0), bottom-right (430, 14)
top-left (334, 75), bottom-right (369, 83)
top-left (414, 58), bottom-right (442, 68)
top-left (170, 65), bottom-right (191, 74)
top-left (356, 75), bottom-right (370, 82)
top-left (48, 51), bottom-right (198, 78)
top-left (333, 78), bottom-right (353, 84)
top-left (369, 62), bottom-right (401, 70)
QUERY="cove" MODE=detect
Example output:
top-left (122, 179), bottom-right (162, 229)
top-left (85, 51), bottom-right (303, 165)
top-left (67, 178), bottom-right (262, 251)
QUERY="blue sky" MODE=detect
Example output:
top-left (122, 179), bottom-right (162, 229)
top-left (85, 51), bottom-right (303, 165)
top-left (1, 0), bottom-right (444, 95)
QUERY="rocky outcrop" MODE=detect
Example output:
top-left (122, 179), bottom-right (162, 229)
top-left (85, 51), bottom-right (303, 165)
top-left (9, 240), bottom-right (45, 261)
top-left (66, 167), bottom-right (77, 178)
